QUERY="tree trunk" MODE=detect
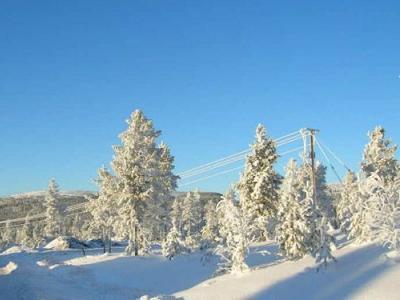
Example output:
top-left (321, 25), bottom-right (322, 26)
top-left (134, 224), bottom-right (139, 256)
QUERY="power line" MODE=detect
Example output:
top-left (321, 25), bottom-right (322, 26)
top-left (317, 138), bottom-right (352, 172)
top-left (179, 145), bottom-right (307, 187)
top-left (314, 137), bottom-right (343, 183)
top-left (177, 130), bottom-right (303, 177)
top-left (179, 131), bottom-right (307, 179)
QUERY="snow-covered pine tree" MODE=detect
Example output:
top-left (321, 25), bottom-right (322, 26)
top-left (111, 110), bottom-right (161, 256)
top-left (315, 163), bottom-right (335, 222)
top-left (375, 175), bottom-right (400, 251)
top-left (215, 187), bottom-right (252, 274)
top-left (348, 175), bottom-right (373, 243)
top-left (337, 171), bottom-right (358, 233)
top-left (162, 225), bottom-right (185, 260)
top-left (276, 159), bottom-right (309, 259)
top-left (182, 189), bottom-right (202, 249)
top-left (361, 126), bottom-right (398, 183)
top-left (301, 177), bottom-right (321, 257)
top-left (349, 127), bottom-right (399, 244)
top-left (18, 215), bottom-right (33, 248)
top-left (146, 142), bottom-right (179, 242)
top-left (315, 216), bottom-right (337, 270)
top-left (170, 198), bottom-right (183, 235)
top-left (44, 179), bottom-right (62, 238)
top-left (89, 167), bottom-right (119, 253)
top-left (201, 200), bottom-right (219, 249)
top-left (298, 167), bottom-right (336, 266)
top-left (3, 220), bottom-right (15, 246)
top-left (237, 124), bottom-right (282, 240)
top-left (32, 222), bottom-right (44, 248)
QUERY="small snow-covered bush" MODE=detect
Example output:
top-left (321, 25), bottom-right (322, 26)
top-left (162, 226), bottom-right (185, 260)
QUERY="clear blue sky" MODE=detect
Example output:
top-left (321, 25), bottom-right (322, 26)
top-left (0, 0), bottom-right (399, 196)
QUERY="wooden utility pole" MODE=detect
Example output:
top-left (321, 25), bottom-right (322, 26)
top-left (307, 128), bottom-right (319, 210)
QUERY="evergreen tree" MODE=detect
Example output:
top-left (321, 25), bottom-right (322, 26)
top-left (44, 179), bottom-right (62, 238)
top-left (111, 110), bottom-right (161, 255)
top-left (201, 200), bottom-right (219, 248)
top-left (182, 190), bottom-right (202, 249)
top-left (18, 215), bottom-right (33, 248)
top-left (237, 124), bottom-right (281, 240)
top-left (276, 160), bottom-right (309, 259)
top-left (315, 216), bottom-right (337, 270)
top-left (162, 225), bottom-right (185, 260)
top-left (301, 178), bottom-right (321, 257)
top-left (337, 171), bottom-right (358, 233)
top-left (350, 127), bottom-right (399, 244)
top-left (215, 188), bottom-right (252, 274)
top-left (146, 142), bottom-right (178, 241)
top-left (375, 175), bottom-right (400, 251)
top-left (32, 223), bottom-right (44, 248)
top-left (315, 163), bottom-right (335, 221)
top-left (361, 126), bottom-right (398, 183)
top-left (170, 198), bottom-right (183, 235)
top-left (348, 174), bottom-right (376, 243)
top-left (3, 220), bottom-right (15, 246)
top-left (89, 167), bottom-right (118, 253)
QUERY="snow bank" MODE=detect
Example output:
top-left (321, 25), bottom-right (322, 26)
top-left (139, 295), bottom-right (182, 300)
top-left (64, 253), bottom-right (121, 266)
top-left (44, 236), bottom-right (87, 250)
top-left (0, 261), bottom-right (17, 275)
top-left (1, 245), bottom-right (35, 255)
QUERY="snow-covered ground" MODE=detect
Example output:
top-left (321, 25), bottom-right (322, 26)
top-left (0, 241), bottom-right (399, 300)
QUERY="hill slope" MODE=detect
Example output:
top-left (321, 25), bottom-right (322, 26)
top-left (0, 240), bottom-right (398, 299)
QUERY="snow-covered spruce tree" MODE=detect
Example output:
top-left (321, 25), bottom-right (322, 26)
top-left (276, 159), bottom-right (309, 259)
top-left (162, 225), bottom-right (185, 260)
top-left (348, 176), bottom-right (373, 243)
top-left (237, 124), bottom-right (282, 240)
top-left (315, 163), bottom-right (335, 222)
top-left (301, 176), bottom-right (322, 257)
top-left (145, 142), bottom-right (179, 242)
top-left (17, 215), bottom-right (34, 248)
top-left (352, 173), bottom-right (400, 250)
top-left (32, 222), bottom-right (44, 248)
top-left (337, 171), bottom-right (358, 233)
top-left (215, 187), bottom-right (252, 274)
top-left (201, 200), bottom-right (219, 249)
top-left (361, 126), bottom-right (398, 183)
top-left (44, 179), bottom-right (62, 238)
top-left (111, 110), bottom-right (161, 256)
top-left (375, 175), bottom-right (400, 251)
top-left (349, 127), bottom-right (399, 244)
top-left (170, 197), bottom-right (183, 235)
top-left (3, 220), bottom-right (15, 246)
top-left (70, 214), bottom-right (83, 239)
top-left (299, 169), bottom-right (336, 266)
top-left (182, 189), bottom-right (202, 250)
top-left (301, 161), bottom-right (334, 222)
top-left (315, 216), bottom-right (337, 270)
top-left (89, 167), bottom-right (119, 253)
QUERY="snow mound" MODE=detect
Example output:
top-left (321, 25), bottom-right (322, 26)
top-left (1, 245), bottom-right (34, 255)
top-left (44, 236), bottom-right (87, 250)
top-left (37, 260), bottom-right (49, 267)
top-left (139, 295), bottom-right (182, 300)
top-left (0, 261), bottom-right (17, 275)
top-left (385, 250), bottom-right (400, 262)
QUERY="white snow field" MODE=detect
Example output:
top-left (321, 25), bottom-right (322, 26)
top-left (0, 241), bottom-right (399, 300)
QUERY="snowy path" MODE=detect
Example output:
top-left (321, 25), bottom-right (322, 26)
top-left (0, 243), bottom-right (399, 300)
